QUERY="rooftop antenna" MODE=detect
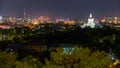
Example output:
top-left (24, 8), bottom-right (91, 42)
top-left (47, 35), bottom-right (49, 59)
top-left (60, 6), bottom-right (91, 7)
top-left (90, 13), bottom-right (92, 18)
top-left (89, 7), bottom-right (93, 18)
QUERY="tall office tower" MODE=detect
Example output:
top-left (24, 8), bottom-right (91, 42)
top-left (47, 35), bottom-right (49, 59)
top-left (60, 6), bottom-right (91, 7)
top-left (24, 8), bottom-right (27, 19)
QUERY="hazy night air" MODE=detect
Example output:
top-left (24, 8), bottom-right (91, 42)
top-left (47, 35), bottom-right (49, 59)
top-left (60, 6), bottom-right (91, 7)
top-left (0, 0), bottom-right (119, 18)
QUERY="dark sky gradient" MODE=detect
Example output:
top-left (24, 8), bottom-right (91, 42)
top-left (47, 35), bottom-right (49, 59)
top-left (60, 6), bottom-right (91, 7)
top-left (0, 0), bottom-right (119, 18)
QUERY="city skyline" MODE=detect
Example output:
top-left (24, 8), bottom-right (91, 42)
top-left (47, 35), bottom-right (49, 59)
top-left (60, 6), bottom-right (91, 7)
top-left (0, 0), bottom-right (119, 18)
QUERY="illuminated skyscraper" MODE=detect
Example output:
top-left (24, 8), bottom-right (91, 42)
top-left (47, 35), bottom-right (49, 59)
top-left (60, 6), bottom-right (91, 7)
top-left (24, 8), bottom-right (27, 19)
top-left (23, 8), bottom-right (32, 24)
top-left (87, 13), bottom-right (95, 28)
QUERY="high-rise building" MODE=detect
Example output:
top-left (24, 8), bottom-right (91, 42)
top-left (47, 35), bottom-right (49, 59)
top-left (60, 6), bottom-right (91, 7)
top-left (24, 8), bottom-right (27, 19)
top-left (23, 8), bottom-right (32, 24)
top-left (87, 13), bottom-right (95, 28)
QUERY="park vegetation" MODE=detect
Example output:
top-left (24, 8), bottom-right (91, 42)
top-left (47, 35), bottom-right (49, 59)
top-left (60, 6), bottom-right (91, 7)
top-left (0, 25), bottom-right (120, 67)
top-left (0, 47), bottom-right (112, 68)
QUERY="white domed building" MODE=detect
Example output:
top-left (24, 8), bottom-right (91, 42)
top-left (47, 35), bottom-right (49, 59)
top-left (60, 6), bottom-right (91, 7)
top-left (87, 13), bottom-right (96, 28)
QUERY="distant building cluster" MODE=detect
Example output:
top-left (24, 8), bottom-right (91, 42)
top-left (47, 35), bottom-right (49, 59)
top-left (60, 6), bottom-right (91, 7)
top-left (0, 16), bottom-right (76, 24)
top-left (0, 13), bottom-right (120, 29)
top-left (81, 13), bottom-right (120, 28)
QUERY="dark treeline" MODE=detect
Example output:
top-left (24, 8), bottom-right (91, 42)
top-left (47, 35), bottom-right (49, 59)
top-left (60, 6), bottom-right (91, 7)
top-left (37, 26), bottom-right (120, 58)
top-left (0, 26), bottom-right (120, 58)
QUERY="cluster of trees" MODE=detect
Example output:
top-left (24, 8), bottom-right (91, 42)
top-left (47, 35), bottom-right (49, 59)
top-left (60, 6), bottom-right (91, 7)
top-left (0, 26), bottom-right (37, 49)
top-left (1, 26), bottom-right (120, 58)
top-left (42, 26), bottom-right (120, 58)
top-left (0, 47), bottom-right (112, 68)
top-left (1, 25), bottom-right (120, 67)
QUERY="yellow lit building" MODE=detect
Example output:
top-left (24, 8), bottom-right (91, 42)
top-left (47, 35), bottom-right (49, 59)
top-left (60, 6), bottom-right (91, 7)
top-left (65, 20), bottom-right (75, 25)
top-left (32, 19), bottom-right (39, 25)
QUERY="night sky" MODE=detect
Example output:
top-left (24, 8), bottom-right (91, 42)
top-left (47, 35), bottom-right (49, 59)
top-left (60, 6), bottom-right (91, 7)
top-left (0, 0), bottom-right (119, 18)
